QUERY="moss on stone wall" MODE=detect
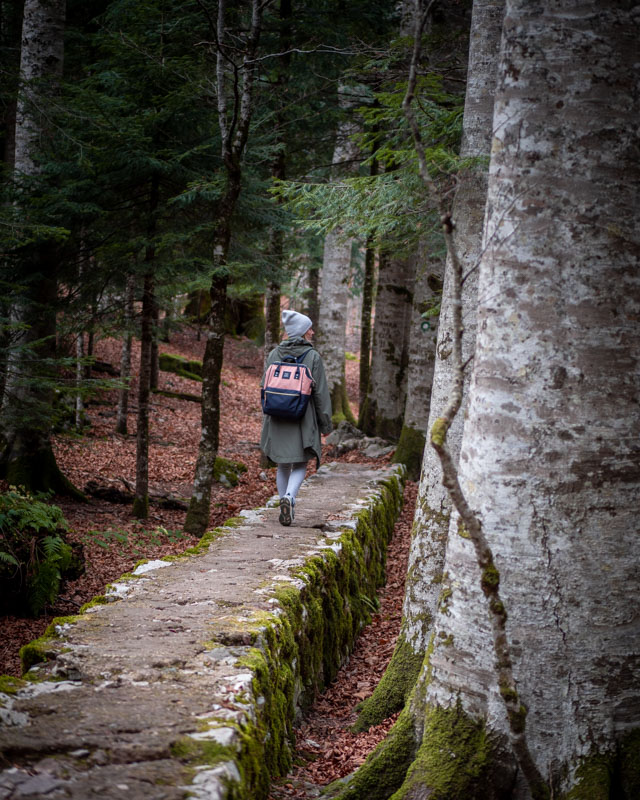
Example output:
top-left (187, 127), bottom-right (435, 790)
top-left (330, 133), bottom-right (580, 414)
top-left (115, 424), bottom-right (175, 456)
top-left (4, 468), bottom-right (406, 800)
top-left (207, 468), bottom-right (406, 799)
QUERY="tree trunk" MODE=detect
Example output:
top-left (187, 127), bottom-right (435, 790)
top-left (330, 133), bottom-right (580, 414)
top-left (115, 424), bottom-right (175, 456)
top-left (392, 242), bottom-right (442, 479)
top-left (357, 237), bottom-right (375, 422)
top-left (304, 263), bottom-right (320, 325)
top-left (116, 273), bottom-right (135, 436)
top-left (74, 331), bottom-right (83, 431)
top-left (317, 227), bottom-right (356, 424)
top-left (0, 0), bottom-right (23, 169)
top-left (150, 292), bottom-right (159, 391)
top-left (0, 0), bottom-right (81, 497)
top-left (316, 87), bottom-right (361, 425)
top-left (360, 250), bottom-right (413, 440)
top-left (185, 0), bottom-right (264, 536)
top-left (263, 0), bottom-right (291, 369)
top-left (184, 272), bottom-right (227, 534)
top-left (264, 281), bottom-right (281, 363)
top-left (349, 0), bottom-right (504, 752)
top-left (370, 3), bottom-right (640, 799)
top-left (133, 272), bottom-right (154, 519)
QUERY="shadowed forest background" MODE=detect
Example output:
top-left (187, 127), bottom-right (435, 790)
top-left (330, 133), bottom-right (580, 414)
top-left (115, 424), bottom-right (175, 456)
top-left (1, 0), bottom-right (638, 798)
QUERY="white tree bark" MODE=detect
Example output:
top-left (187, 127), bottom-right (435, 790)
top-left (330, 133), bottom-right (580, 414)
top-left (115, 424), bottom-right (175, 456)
top-left (14, 0), bottom-right (65, 176)
top-left (316, 87), bottom-right (360, 420)
top-left (401, 0), bottom-right (505, 657)
top-left (420, 1), bottom-right (640, 795)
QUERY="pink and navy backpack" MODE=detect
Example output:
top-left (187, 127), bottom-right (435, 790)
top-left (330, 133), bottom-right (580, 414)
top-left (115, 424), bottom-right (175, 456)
top-left (261, 348), bottom-right (314, 420)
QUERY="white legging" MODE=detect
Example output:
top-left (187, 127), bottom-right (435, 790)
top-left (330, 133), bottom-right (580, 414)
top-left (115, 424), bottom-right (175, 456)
top-left (276, 462), bottom-right (307, 502)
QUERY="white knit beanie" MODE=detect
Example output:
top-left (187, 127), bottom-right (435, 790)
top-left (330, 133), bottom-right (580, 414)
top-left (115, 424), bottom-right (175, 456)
top-left (282, 309), bottom-right (312, 338)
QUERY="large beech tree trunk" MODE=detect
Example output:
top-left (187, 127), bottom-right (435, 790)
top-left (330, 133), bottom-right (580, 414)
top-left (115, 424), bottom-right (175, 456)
top-left (353, 0), bottom-right (506, 740)
top-left (0, 0), bottom-right (81, 497)
top-left (349, 3), bottom-right (640, 799)
top-left (414, 2), bottom-right (640, 795)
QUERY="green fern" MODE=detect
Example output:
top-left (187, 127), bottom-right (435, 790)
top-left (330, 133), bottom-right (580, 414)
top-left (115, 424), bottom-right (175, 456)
top-left (0, 487), bottom-right (77, 616)
top-left (0, 549), bottom-right (19, 567)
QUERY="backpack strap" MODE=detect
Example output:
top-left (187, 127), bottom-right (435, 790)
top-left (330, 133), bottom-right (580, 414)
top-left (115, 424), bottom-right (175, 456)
top-left (295, 347), bottom-right (314, 364)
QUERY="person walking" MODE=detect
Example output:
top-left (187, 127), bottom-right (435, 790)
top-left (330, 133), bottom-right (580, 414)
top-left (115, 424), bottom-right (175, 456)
top-left (261, 310), bottom-right (332, 526)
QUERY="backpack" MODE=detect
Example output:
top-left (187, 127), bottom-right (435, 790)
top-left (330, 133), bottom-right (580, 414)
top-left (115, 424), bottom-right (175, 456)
top-left (261, 348), bottom-right (314, 421)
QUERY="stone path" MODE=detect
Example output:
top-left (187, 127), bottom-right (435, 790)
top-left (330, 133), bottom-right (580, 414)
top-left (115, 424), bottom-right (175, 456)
top-left (0, 462), bottom-right (404, 800)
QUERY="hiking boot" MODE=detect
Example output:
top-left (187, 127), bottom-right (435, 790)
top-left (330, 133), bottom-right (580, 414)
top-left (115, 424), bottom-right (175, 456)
top-left (279, 496), bottom-right (292, 526)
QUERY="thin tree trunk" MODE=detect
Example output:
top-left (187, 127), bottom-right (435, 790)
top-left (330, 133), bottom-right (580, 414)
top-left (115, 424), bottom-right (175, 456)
top-left (392, 242), bottom-right (442, 479)
top-left (357, 238), bottom-right (375, 421)
top-left (75, 331), bottom-right (83, 431)
top-left (184, 272), bottom-right (227, 534)
top-left (185, 0), bottom-right (265, 535)
top-left (150, 292), bottom-right (159, 391)
top-left (263, 0), bottom-right (291, 369)
top-left (360, 250), bottom-right (413, 440)
top-left (133, 272), bottom-right (154, 519)
top-left (304, 263), bottom-right (319, 325)
top-left (116, 273), bottom-right (135, 436)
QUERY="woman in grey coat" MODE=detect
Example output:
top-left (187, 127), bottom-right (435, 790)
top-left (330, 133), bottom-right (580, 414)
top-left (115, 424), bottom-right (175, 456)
top-left (260, 310), bottom-right (332, 526)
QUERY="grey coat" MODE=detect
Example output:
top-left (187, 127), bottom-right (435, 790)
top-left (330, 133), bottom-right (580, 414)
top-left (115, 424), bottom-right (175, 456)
top-left (260, 337), bottom-right (333, 466)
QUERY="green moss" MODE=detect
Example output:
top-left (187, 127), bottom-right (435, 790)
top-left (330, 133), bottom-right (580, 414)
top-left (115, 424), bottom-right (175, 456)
top-left (78, 595), bottom-right (109, 613)
top-left (619, 728), bottom-right (640, 798)
top-left (213, 458), bottom-right (247, 487)
top-left (392, 703), bottom-right (494, 800)
top-left (159, 352), bottom-right (203, 381)
top-left (430, 416), bottom-right (449, 448)
top-left (392, 425), bottom-right (426, 481)
top-left (563, 753), bottom-right (612, 799)
top-left (352, 634), bottom-right (424, 732)
top-left (438, 586), bottom-right (453, 614)
top-left (132, 494), bottom-right (149, 519)
top-left (562, 729), bottom-right (640, 800)
top-left (0, 675), bottom-right (26, 695)
top-left (481, 563), bottom-right (500, 594)
top-left (457, 520), bottom-right (470, 539)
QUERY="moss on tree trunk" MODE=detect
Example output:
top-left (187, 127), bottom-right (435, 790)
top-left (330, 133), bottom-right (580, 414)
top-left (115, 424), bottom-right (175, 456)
top-left (392, 424), bottom-right (426, 481)
top-left (352, 633), bottom-right (424, 733)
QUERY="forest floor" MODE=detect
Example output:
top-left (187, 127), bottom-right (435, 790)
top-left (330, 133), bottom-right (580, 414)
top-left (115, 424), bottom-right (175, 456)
top-left (0, 326), bottom-right (415, 793)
